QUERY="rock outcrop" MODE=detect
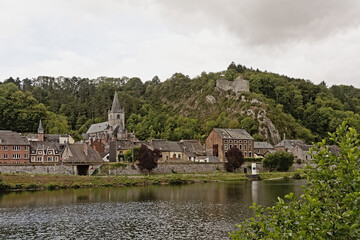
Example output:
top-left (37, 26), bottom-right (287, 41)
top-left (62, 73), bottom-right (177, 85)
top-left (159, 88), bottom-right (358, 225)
top-left (216, 76), bottom-right (250, 94)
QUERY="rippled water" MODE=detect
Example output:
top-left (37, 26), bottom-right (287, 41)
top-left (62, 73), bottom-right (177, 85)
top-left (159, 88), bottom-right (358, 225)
top-left (0, 180), bottom-right (305, 240)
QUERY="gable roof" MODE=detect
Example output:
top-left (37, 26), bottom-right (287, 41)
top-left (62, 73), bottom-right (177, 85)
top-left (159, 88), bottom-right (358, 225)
top-left (149, 139), bottom-right (183, 152)
top-left (86, 121), bottom-right (109, 134)
top-left (213, 128), bottom-right (254, 140)
top-left (0, 130), bottom-right (29, 145)
top-left (274, 139), bottom-right (305, 149)
top-left (179, 140), bottom-right (206, 156)
top-left (30, 141), bottom-right (61, 152)
top-left (254, 142), bottom-right (274, 149)
top-left (62, 143), bottom-right (102, 163)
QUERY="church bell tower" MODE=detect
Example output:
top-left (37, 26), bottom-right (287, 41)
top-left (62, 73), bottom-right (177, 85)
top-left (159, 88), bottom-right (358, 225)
top-left (108, 91), bottom-right (125, 133)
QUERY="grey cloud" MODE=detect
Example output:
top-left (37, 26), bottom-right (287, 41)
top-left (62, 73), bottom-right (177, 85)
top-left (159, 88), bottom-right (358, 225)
top-left (156, 0), bottom-right (360, 45)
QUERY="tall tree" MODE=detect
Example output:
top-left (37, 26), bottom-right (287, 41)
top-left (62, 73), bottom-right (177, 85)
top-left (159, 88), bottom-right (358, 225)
top-left (225, 147), bottom-right (244, 172)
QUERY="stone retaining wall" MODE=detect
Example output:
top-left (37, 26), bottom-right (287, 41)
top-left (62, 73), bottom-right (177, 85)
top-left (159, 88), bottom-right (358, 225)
top-left (0, 164), bottom-right (102, 175)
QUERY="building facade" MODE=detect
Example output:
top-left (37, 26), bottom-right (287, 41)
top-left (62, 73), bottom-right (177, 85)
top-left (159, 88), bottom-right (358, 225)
top-left (205, 128), bottom-right (254, 162)
top-left (0, 130), bottom-right (30, 164)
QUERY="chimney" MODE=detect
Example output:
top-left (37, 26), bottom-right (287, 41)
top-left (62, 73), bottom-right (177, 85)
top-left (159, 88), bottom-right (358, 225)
top-left (84, 143), bottom-right (88, 156)
top-left (38, 120), bottom-right (44, 141)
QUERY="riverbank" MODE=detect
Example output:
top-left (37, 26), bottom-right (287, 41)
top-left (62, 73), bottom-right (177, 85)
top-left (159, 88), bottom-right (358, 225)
top-left (0, 171), bottom-right (301, 192)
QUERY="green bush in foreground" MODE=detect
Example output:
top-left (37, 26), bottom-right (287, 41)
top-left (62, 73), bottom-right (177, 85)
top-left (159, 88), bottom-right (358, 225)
top-left (230, 122), bottom-right (360, 239)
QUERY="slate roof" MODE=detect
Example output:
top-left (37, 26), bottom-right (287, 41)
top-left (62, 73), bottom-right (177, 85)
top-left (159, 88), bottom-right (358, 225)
top-left (86, 121), bottom-right (109, 134)
top-left (254, 142), bottom-right (274, 149)
top-left (149, 139), bottom-right (183, 152)
top-left (62, 144), bottom-right (103, 163)
top-left (274, 140), bottom-right (305, 149)
top-left (116, 139), bottom-right (144, 149)
top-left (299, 145), bottom-right (313, 151)
top-left (111, 91), bottom-right (123, 113)
top-left (179, 140), bottom-right (206, 156)
top-left (30, 141), bottom-right (61, 154)
top-left (0, 130), bottom-right (29, 145)
top-left (213, 128), bottom-right (254, 140)
top-left (27, 134), bottom-right (72, 142)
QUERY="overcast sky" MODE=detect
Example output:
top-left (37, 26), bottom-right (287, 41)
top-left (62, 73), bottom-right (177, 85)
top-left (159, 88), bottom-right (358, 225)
top-left (1, 0), bottom-right (360, 87)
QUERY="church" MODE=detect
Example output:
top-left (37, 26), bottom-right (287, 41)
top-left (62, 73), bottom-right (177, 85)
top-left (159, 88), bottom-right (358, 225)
top-left (85, 91), bottom-right (136, 144)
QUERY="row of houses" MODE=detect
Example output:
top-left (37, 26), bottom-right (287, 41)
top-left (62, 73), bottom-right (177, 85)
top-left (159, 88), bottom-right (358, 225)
top-left (0, 124), bottom-right (102, 165)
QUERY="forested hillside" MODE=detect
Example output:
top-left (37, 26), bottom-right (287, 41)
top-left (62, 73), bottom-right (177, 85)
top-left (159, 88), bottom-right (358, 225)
top-left (1, 62), bottom-right (360, 144)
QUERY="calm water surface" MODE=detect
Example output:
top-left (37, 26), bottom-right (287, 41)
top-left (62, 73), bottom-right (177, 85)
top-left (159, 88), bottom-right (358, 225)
top-left (0, 180), bottom-right (306, 240)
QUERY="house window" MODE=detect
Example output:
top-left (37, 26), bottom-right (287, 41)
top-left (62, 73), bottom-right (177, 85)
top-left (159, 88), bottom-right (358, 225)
top-left (239, 144), bottom-right (242, 150)
top-left (224, 144), bottom-right (228, 151)
top-left (25, 146), bottom-right (29, 151)
top-left (12, 154), bottom-right (20, 159)
top-left (55, 150), bottom-right (58, 154)
top-left (234, 140), bottom-right (238, 143)
top-left (48, 151), bottom-right (52, 155)
top-left (47, 156), bottom-right (53, 161)
top-left (12, 146), bottom-right (21, 151)
top-left (178, 154), bottom-right (181, 158)
top-left (244, 145), bottom-right (247, 150)
top-left (249, 152), bottom-right (252, 157)
top-left (244, 152), bottom-right (247, 157)
top-left (37, 156), bottom-right (43, 162)
top-left (55, 156), bottom-right (59, 161)
top-left (31, 156), bottom-right (35, 162)
top-left (4, 146), bottom-right (8, 151)
top-left (239, 140), bottom-right (242, 143)
top-left (229, 144), bottom-right (233, 149)
top-left (166, 156), bottom-right (169, 161)
top-left (24, 154), bottom-right (28, 159)
top-left (229, 140), bottom-right (233, 143)
top-left (244, 140), bottom-right (247, 143)
top-left (4, 154), bottom-right (8, 159)
top-left (38, 151), bottom-right (42, 154)
top-left (0, 146), bottom-right (1, 150)
top-left (117, 114), bottom-right (120, 119)
top-left (224, 140), bottom-right (228, 143)
top-left (249, 145), bottom-right (252, 150)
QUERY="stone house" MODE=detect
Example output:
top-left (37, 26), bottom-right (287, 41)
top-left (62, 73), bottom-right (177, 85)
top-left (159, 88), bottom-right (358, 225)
top-left (205, 128), bottom-right (254, 162)
top-left (146, 139), bottom-right (184, 162)
top-left (62, 143), bottom-right (103, 175)
top-left (0, 130), bottom-right (30, 164)
top-left (254, 142), bottom-right (274, 157)
top-left (179, 140), bottom-right (207, 162)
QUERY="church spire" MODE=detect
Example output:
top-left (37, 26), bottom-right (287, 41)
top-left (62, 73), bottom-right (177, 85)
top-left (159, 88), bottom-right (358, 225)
top-left (111, 91), bottom-right (122, 112)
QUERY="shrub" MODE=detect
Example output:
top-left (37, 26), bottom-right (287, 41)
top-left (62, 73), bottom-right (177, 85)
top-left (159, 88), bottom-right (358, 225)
top-left (231, 122), bottom-right (360, 239)
top-left (262, 151), bottom-right (294, 172)
top-left (169, 178), bottom-right (183, 185)
top-left (46, 183), bottom-right (58, 190)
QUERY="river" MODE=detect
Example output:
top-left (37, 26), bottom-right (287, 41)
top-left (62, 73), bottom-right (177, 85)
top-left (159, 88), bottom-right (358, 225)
top-left (0, 180), bottom-right (306, 240)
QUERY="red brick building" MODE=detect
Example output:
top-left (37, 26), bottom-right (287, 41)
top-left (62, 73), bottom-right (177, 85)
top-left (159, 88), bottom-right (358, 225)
top-left (205, 128), bottom-right (254, 162)
top-left (0, 130), bottom-right (30, 164)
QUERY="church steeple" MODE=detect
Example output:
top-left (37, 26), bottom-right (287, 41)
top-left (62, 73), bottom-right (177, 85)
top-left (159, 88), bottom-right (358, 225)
top-left (108, 91), bottom-right (125, 132)
top-left (111, 91), bottom-right (122, 113)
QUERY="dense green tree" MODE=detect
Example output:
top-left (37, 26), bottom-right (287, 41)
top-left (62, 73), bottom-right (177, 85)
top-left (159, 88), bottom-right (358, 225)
top-left (263, 151), bottom-right (294, 172)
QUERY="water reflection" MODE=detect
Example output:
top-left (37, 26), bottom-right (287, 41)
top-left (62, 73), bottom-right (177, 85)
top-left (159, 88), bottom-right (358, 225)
top-left (0, 180), bottom-right (306, 240)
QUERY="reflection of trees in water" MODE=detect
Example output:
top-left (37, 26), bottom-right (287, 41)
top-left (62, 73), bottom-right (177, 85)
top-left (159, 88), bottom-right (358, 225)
top-left (0, 181), bottom-right (306, 209)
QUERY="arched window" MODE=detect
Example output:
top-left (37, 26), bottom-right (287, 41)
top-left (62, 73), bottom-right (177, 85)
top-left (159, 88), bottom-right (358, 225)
top-left (117, 114), bottom-right (120, 119)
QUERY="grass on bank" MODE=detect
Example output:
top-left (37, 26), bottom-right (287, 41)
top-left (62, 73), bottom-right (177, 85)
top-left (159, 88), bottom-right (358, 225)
top-left (0, 171), bottom-right (304, 192)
